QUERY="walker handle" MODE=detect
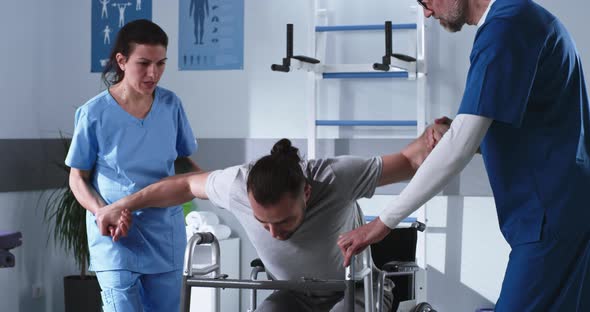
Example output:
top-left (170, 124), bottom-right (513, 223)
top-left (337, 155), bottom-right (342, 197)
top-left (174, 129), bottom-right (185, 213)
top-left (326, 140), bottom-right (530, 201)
top-left (195, 232), bottom-right (216, 245)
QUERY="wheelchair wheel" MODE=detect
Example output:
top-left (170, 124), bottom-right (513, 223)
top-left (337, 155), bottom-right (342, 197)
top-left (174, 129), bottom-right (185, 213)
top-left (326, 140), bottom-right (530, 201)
top-left (412, 302), bottom-right (436, 312)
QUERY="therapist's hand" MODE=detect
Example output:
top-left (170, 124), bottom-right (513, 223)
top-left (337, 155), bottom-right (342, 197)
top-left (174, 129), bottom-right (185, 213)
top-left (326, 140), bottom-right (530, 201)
top-left (337, 218), bottom-right (391, 267)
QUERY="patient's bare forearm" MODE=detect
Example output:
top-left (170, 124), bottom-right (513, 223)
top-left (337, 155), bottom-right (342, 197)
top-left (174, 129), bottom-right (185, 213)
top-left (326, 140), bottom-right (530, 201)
top-left (378, 153), bottom-right (416, 186)
top-left (116, 172), bottom-right (209, 212)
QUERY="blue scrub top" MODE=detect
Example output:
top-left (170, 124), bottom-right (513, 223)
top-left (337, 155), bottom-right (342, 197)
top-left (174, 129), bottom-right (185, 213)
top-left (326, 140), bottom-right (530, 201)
top-left (457, 0), bottom-right (590, 246)
top-left (65, 86), bottom-right (197, 273)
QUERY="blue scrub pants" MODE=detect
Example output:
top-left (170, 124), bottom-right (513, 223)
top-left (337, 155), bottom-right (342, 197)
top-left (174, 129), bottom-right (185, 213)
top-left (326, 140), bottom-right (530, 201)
top-left (96, 269), bottom-right (182, 312)
top-left (496, 230), bottom-right (590, 311)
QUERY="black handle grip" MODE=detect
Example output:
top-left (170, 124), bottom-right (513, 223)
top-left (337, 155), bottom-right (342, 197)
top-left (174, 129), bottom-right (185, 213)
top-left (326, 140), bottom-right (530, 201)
top-left (392, 53), bottom-right (417, 62)
top-left (292, 55), bottom-right (320, 64)
top-left (385, 21), bottom-right (392, 57)
top-left (0, 250), bottom-right (15, 268)
top-left (250, 258), bottom-right (265, 268)
top-left (373, 63), bottom-right (390, 71)
top-left (271, 64), bottom-right (290, 72)
top-left (373, 21), bottom-right (394, 72)
top-left (287, 24), bottom-right (293, 58)
top-left (411, 221), bottom-right (427, 232)
top-left (196, 232), bottom-right (216, 244)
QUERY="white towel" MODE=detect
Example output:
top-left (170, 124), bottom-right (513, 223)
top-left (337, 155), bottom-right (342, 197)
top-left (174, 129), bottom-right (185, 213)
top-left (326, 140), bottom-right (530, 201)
top-left (186, 223), bottom-right (199, 234)
top-left (198, 211), bottom-right (220, 226)
top-left (185, 211), bottom-right (201, 227)
top-left (185, 211), bottom-right (220, 227)
top-left (200, 224), bottom-right (231, 240)
top-left (185, 227), bottom-right (193, 240)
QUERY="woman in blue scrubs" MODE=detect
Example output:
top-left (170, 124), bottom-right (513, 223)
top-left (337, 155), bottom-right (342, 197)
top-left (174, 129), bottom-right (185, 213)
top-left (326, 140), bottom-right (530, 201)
top-left (65, 19), bottom-right (200, 312)
top-left (338, 0), bottom-right (590, 310)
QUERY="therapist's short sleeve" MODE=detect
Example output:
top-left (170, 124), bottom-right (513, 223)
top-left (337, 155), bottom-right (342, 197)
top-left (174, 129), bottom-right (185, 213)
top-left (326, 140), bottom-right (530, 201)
top-left (65, 107), bottom-right (98, 170)
top-left (457, 19), bottom-right (545, 127)
top-left (205, 166), bottom-right (241, 210)
top-left (176, 101), bottom-right (197, 157)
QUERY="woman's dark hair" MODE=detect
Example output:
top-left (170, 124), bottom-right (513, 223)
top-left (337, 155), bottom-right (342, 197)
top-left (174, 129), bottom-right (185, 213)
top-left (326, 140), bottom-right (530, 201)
top-left (101, 19), bottom-right (168, 86)
top-left (247, 139), bottom-right (306, 206)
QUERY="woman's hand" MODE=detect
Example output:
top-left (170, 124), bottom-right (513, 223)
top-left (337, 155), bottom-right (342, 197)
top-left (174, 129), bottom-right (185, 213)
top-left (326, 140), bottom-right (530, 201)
top-left (113, 210), bottom-right (132, 242)
top-left (95, 204), bottom-right (132, 242)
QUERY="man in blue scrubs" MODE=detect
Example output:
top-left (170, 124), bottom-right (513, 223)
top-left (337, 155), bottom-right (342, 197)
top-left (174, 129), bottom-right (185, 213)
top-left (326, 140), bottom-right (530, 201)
top-left (338, 0), bottom-right (590, 310)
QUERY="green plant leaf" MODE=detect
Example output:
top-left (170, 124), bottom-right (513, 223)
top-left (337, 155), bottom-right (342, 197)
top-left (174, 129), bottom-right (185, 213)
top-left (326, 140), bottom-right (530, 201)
top-left (41, 134), bottom-right (89, 277)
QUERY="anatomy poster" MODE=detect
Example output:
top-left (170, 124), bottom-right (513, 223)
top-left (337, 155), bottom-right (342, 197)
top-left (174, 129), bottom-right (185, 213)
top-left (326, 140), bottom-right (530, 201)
top-left (91, 0), bottom-right (152, 73)
top-left (178, 0), bottom-right (244, 70)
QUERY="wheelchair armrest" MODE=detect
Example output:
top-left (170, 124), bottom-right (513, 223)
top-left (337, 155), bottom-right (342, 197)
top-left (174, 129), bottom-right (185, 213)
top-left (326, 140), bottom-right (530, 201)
top-left (250, 258), bottom-right (265, 268)
top-left (382, 261), bottom-right (419, 273)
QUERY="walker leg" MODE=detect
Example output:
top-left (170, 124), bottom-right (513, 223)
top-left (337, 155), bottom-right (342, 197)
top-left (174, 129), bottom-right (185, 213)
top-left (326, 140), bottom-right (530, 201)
top-left (180, 277), bottom-right (191, 312)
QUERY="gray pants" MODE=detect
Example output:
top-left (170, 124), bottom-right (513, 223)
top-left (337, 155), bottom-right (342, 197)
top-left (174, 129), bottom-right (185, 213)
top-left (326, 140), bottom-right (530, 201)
top-left (255, 280), bottom-right (393, 312)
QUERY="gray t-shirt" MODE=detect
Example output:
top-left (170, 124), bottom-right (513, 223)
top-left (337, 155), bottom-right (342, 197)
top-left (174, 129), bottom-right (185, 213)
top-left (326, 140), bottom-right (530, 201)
top-left (205, 156), bottom-right (383, 281)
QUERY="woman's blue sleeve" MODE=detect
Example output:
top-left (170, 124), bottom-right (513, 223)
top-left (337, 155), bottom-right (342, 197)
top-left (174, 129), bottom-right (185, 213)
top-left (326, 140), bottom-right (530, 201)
top-left (176, 101), bottom-right (198, 157)
top-left (65, 107), bottom-right (98, 170)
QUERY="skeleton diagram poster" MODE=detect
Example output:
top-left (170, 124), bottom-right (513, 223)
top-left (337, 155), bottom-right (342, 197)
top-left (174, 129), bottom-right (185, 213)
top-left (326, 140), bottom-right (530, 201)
top-left (178, 0), bottom-right (244, 70)
top-left (91, 0), bottom-right (152, 73)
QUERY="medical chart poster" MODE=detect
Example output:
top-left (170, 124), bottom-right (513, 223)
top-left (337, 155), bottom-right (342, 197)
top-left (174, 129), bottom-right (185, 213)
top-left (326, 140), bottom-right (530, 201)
top-left (91, 0), bottom-right (152, 73)
top-left (178, 0), bottom-right (244, 70)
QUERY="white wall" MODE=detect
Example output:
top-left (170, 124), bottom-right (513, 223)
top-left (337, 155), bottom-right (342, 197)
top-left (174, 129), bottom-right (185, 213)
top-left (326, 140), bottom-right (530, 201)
top-left (4, 0), bottom-right (429, 140)
top-left (3, 0), bottom-right (590, 140)
top-left (0, 2), bottom-right (44, 139)
top-left (425, 196), bottom-right (511, 311)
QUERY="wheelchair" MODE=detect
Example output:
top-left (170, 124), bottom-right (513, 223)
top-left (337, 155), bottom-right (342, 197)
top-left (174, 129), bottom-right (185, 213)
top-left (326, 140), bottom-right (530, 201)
top-left (371, 222), bottom-right (436, 312)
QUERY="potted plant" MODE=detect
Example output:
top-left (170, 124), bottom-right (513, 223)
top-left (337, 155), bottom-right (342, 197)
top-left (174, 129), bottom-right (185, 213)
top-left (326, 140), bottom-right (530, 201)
top-left (43, 135), bottom-right (102, 312)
